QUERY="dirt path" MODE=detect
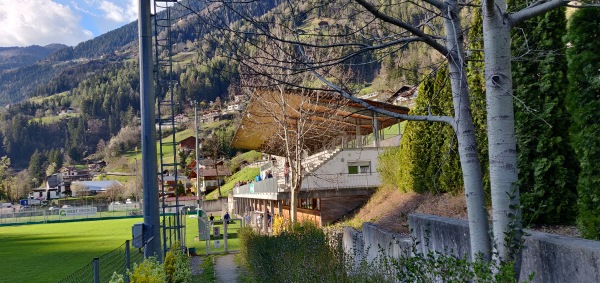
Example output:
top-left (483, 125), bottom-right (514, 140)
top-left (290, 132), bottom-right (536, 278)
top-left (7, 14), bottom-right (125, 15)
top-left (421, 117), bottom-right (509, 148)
top-left (214, 254), bottom-right (239, 283)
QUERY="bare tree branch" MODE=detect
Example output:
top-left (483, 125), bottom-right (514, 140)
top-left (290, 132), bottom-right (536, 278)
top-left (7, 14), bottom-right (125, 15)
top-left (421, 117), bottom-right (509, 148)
top-left (509, 0), bottom-right (568, 27)
top-left (353, 0), bottom-right (450, 55)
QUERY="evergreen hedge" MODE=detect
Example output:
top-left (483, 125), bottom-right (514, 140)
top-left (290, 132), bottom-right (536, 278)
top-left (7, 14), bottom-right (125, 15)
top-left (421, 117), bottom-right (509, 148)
top-left (566, 8), bottom-right (600, 239)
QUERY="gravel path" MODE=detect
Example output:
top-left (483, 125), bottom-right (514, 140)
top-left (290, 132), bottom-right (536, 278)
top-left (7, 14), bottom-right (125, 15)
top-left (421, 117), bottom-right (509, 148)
top-left (215, 254), bottom-right (239, 283)
top-left (190, 256), bottom-right (204, 276)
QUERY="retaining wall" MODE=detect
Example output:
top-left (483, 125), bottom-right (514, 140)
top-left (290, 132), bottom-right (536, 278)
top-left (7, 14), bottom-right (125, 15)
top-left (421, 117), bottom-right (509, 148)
top-left (202, 198), bottom-right (228, 213)
top-left (342, 214), bottom-right (600, 283)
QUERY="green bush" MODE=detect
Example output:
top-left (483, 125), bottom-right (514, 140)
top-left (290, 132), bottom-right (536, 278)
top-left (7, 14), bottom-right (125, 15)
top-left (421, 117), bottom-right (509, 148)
top-left (129, 257), bottom-right (165, 283)
top-left (378, 128), bottom-right (414, 193)
top-left (164, 242), bottom-right (192, 283)
top-left (385, 70), bottom-right (463, 195)
top-left (239, 222), bottom-right (530, 282)
top-left (566, 7), bottom-right (600, 239)
top-left (239, 222), bottom-right (354, 282)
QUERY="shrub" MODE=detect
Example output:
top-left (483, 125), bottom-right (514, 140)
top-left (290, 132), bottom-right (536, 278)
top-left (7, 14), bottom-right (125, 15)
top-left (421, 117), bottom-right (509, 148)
top-left (240, 222), bottom-right (530, 282)
top-left (239, 222), bottom-right (351, 282)
top-left (129, 257), bottom-right (165, 283)
top-left (164, 242), bottom-right (192, 283)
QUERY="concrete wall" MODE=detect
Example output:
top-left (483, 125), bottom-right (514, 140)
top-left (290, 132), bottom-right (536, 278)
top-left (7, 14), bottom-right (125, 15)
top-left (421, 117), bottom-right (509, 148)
top-left (341, 214), bottom-right (600, 282)
top-left (202, 198), bottom-right (228, 213)
top-left (520, 231), bottom-right (600, 283)
top-left (409, 213), bottom-right (471, 260)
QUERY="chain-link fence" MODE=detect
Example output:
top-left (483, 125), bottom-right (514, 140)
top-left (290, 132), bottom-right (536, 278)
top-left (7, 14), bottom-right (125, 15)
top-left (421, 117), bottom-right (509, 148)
top-left (0, 202), bottom-right (143, 226)
top-left (58, 238), bottom-right (144, 283)
top-left (57, 213), bottom-right (188, 282)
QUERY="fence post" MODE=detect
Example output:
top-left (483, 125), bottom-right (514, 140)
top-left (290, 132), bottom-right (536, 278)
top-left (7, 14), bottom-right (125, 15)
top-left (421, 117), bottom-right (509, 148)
top-left (224, 219), bottom-right (228, 253)
top-left (125, 240), bottom-right (131, 283)
top-left (93, 258), bottom-right (100, 283)
top-left (205, 220), bottom-right (210, 255)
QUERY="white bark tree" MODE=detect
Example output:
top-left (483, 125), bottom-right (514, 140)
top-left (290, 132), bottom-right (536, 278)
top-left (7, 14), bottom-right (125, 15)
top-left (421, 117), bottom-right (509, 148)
top-left (238, 37), bottom-right (350, 223)
top-left (481, 0), bottom-right (597, 263)
top-left (181, 0), bottom-right (597, 263)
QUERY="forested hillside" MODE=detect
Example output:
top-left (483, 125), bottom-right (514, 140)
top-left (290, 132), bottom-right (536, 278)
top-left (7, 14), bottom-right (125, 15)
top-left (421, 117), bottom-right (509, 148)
top-left (0, 0), bottom-right (412, 169)
top-left (0, 44), bottom-right (67, 71)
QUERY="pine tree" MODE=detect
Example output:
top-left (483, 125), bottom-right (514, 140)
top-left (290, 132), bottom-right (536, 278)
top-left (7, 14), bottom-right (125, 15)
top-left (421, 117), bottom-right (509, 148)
top-left (566, 8), bottom-right (600, 238)
top-left (398, 66), bottom-right (462, 194)
top-left (28, 149), bottom-right (46, 187)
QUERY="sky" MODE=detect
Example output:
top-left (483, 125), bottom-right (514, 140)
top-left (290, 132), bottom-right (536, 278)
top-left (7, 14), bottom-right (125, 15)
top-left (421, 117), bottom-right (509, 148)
top-left (0, 0), bottom-right (140, 47)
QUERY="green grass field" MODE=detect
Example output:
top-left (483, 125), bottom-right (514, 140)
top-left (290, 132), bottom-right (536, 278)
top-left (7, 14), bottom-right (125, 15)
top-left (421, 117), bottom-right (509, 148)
top-left (0, 216), bottom-right (242, 283)
top-left (0, 218), bottom-right (142, 283)
top-left (184, 215), bottom-right (243, 254)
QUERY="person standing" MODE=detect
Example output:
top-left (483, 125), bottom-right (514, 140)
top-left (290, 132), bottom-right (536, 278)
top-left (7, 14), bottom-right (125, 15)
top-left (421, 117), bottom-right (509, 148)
top-left (224, 212), bottom-right (230, 224)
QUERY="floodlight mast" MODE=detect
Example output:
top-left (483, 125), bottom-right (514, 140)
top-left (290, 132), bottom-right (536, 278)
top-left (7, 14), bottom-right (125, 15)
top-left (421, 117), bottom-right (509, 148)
top-left (138, 0), bottom-right (161, 261)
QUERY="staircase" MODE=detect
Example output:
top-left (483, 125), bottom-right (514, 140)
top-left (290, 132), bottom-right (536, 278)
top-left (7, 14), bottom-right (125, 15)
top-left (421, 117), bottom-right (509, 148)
top-left (302, 148), bottom-right (341, 173)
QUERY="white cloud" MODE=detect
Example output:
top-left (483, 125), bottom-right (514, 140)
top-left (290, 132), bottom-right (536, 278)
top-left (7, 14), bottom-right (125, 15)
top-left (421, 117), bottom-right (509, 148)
top-left (0, 0), bottom-right (93, 47)
top-left (99, 0), bottom-right (138, 23)
top-left (126, 0), bottom-right (139, 21)
top-left (99, 1), bottom-right (126, 22)
top-left (71, 1), bottom-right (97, 17)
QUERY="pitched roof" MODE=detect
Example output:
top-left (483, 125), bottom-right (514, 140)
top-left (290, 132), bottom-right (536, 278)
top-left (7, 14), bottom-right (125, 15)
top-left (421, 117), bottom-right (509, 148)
top-left (196, 166), bottom-right (231, 177)
top-left (72, 180), bottom-right (122, 191)
top-left (231, 89), bottom-right (409, 156)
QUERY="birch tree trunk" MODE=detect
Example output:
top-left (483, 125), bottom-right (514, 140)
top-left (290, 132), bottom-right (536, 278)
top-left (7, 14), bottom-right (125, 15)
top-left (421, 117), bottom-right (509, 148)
top-left (443, 0), bottom-right (491, 261)
top-left (482, 0), bottom-right (522, 263)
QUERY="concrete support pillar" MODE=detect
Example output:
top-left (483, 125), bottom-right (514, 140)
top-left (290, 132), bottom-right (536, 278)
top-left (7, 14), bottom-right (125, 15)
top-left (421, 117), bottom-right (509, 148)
top-left (263, 199), bottom-right (268, 234)
top-left (373, 111), bottom-right (380, 147)
top-left (355, 120), bottom-right (362, 148)
top-left (278, 200), bottom-right (282, 216)
top-left (269, 200), bottom-right (274, 234)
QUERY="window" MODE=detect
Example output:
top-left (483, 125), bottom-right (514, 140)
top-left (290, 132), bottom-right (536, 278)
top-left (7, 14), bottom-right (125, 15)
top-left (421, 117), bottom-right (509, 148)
top-left (348, 161), bottom-right (371, 174)
top-left (298, 198), bottom-right (319, 210)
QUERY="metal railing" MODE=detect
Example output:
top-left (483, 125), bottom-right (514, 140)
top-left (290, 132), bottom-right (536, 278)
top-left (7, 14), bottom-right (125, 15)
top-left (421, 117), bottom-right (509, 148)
top-left (233, 171), bottom-right (381, 195)
top-left (301, 172), bottom-right (381, 190)
top-left (0, 207), bottom-right (142, 225)
top-left (233, 177), bottom-right (279, 195)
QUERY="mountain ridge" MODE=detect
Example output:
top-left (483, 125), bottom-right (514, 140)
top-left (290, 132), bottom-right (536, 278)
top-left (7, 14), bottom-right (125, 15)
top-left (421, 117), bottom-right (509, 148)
top-left (0, 44), bottom-right (68, 71)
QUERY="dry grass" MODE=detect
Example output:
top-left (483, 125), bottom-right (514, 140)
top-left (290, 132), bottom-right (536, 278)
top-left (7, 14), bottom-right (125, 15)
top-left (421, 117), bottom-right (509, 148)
top-left (341, 185), bottom-right (580, 238)
top-left (340, 185), bottom-right (467, 234)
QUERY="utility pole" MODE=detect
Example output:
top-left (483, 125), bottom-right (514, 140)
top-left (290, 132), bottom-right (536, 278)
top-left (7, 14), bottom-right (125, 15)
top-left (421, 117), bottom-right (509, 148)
top-left (138, 0), bottom-right (161, 260)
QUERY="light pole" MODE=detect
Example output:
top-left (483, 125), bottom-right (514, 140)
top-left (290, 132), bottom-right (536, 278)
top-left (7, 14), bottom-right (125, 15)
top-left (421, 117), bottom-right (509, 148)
top-left (138, 0), bottom-right (160, 260)
top-left (193, 101), bottom-right (202, 213)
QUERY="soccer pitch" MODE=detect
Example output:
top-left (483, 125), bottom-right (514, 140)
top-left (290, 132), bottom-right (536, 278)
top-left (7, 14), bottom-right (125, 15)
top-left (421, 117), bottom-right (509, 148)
top-left (0, 216), bottom-right (241, 283)
top-left (0, 218), bottom-right (143, 283)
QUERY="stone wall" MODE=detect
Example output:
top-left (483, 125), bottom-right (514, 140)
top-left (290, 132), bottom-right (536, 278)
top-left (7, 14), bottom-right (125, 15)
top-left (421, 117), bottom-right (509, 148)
top-left (341, 214), bottom-right (600, 283)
